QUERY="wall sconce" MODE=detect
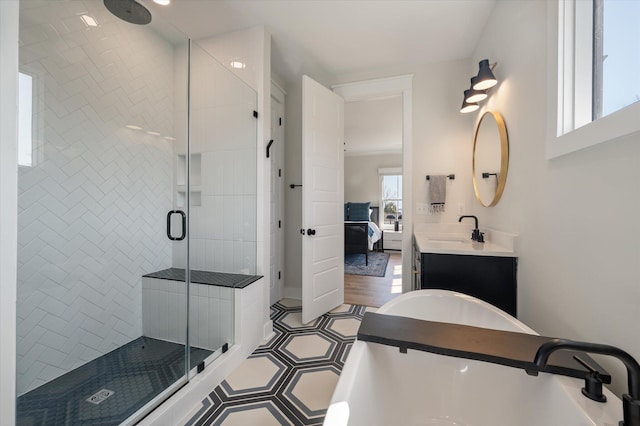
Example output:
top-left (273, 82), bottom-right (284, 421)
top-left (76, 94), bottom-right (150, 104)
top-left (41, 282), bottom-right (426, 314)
top-left (460, 59), bottom-right (497, 113)
top-left (473, 59), bottom-right (497, 90)
top-left (460, 93), bottom-right (479, 113)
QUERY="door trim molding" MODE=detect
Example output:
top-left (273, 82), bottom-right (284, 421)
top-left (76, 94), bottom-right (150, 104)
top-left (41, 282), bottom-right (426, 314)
top-left (332, 74), bottom-right (413, 293)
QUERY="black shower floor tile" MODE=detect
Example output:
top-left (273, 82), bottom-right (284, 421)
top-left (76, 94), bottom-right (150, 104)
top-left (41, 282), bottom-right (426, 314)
top-left (17, 336), bottom-right (212, 426)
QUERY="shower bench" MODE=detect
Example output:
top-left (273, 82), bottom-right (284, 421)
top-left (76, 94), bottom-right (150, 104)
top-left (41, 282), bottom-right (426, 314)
top-left (142, 268), bottom-right (262, 352)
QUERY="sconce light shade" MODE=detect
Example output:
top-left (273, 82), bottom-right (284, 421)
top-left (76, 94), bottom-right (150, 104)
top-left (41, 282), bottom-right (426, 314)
top-left (460, 98), bottom-right (479, 114)
top-left (465, 83), bottom-right (488, 103)
top-left (472, 59), bottom-right (497, 90)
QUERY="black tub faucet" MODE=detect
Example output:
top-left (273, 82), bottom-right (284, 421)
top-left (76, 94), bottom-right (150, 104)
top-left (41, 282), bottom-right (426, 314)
top-left (458, 215), bottom-right (484, 243)
top-left (534, 339), bottom-right (640, 426)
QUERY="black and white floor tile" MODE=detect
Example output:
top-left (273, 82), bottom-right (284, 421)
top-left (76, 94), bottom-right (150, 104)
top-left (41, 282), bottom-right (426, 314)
top-left (185, 300), bottom-right (373, 425)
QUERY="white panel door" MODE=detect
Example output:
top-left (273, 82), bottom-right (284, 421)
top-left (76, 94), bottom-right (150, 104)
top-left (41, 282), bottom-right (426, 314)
top-left (301, 75), bottom-right (344, 324)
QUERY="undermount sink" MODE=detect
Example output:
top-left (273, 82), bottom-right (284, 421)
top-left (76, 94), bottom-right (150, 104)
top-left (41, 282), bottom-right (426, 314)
top-left (426, 234), bottom-right (469, 243)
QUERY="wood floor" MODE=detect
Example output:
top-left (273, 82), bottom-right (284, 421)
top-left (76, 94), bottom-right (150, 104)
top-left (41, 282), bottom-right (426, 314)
top-left (344, 251), bottom-right (403, 308)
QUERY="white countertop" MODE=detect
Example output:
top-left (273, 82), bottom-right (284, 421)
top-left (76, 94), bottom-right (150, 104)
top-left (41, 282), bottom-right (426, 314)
top-left (414, 223), bottom-right (517, 257)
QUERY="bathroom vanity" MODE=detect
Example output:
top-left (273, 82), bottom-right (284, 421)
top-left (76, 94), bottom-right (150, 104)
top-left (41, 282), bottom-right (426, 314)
top-left (413, 224), bottom-right (518, 316)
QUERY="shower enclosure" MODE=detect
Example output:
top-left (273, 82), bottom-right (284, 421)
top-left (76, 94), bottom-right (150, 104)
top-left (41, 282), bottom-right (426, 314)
top-left (15, 1), bottom-right (257, 424)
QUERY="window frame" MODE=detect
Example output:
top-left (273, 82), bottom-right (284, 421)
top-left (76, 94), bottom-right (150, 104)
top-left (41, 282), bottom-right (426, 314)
top-left (18, 71), bottom-right (33, 167)
top-left (546, 0), bottom-right (640, 159)
top-left (379, 167), bottom-right (402, 230)
top-left (17, 67), bottom-right (43, 167)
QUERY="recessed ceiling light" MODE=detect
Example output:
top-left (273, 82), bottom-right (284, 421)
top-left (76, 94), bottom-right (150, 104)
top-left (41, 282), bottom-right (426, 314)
top-left (80, 15), bottom-right (98, 27)
top-left (230, 60), bottom-right (246, 69)
top-left (164, 136), bottom-right (176, 141)
top-left (126, 125), bottom-right (143, 130)
top-left (153, 0), bottom-right (170, 5)
top-left (146, 131), bottom-right (161, 136)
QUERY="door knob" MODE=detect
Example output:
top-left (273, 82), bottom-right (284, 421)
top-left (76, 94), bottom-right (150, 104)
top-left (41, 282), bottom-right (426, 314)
top-left (307, 229), bottom-right (316, 236)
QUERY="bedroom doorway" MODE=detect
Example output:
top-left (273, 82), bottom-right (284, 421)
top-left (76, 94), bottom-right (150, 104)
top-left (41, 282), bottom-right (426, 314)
top-left (334, 75), bottom-right (413, 305)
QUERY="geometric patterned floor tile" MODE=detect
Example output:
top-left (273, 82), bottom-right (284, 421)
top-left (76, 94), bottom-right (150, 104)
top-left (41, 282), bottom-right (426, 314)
top-left (339, 342), bottom-right (354, 365)
top-left (277, 298), bottom-right (303, 309)
top-left (277, 311), bottom-right (323, 332)
top-left (185, 300), bottom-right (366, 425)
top-left (211, 401), bottom-right (293, 426)
top-left (281, 365), bottom-right (341, 420)
top-left (279, 333), bottom-right (336, 364)
top-left (329, 304), bottom-right (360, 314)
top-left (324, 317), bottom-right (362, 340)
top-left (220, 353), bottom-right (287, 397)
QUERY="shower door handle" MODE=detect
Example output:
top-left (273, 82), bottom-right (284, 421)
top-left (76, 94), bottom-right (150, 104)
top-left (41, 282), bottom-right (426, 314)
top-left (167, 210), bottom-right (186, 241)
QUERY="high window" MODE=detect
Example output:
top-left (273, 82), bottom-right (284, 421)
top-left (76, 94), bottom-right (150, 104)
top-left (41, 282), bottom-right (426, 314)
top-left (549, 0), bottom-right (640, 158)
top-left (593, 0), bottom-right (640, 120)
top-left (18, 72), bottom-right (33, 167)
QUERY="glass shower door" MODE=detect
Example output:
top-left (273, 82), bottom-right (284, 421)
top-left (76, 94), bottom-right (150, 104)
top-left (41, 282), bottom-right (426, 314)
top-left (16, 1), bottom-right (191, 423)
top-left (185, 42), bottom-right (258, 374)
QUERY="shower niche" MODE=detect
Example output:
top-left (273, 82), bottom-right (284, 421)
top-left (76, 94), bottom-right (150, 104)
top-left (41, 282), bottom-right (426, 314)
top-left (176, 153), bottom-right (202, 207)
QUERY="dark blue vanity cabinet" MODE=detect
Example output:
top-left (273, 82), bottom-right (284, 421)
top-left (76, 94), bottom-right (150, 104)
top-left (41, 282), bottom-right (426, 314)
top-left (418, 252), bottom-right (517, 317)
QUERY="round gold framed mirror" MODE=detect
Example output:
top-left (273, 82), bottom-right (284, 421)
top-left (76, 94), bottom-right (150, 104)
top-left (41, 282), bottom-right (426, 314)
top-left (472, 111), bottom-right (509, 207)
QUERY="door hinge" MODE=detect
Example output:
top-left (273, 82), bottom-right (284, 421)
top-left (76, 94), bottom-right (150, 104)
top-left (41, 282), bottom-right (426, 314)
top-left (278, 271), bottom-right (281, 280)
top-left (253, 110), bottom-right (258, 118)
top-left (279, 117), bottom-right (282, 126)
top-left (278, 220), bottom-right (281, 228)
top-left (278, 168), bottom-right (282, 177)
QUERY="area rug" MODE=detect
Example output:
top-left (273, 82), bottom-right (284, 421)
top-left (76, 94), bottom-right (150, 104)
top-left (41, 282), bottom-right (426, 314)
top-left (344, 252), bottom-right (390, 277)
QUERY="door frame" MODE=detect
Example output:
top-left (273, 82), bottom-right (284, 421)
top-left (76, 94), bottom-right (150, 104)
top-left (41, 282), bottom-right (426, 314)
top-left (270, 80), bottom-right (286, 304)
top-left (332, 75), bottom-right (413, 293)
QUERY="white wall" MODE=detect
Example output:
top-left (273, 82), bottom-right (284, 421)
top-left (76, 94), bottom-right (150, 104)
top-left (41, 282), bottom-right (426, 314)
top-left (344, 153), bottom-right (402, 204)
top-left (16, 2), bottom-right (176, 395)
top-left (407, 61), bottom-right (476, 224)
top-left (0, 0), bottom-right (19, 421)
top-left (344, 96), bottom-right (402, 154)
top-left (470, 0), bottom-right (640, 395)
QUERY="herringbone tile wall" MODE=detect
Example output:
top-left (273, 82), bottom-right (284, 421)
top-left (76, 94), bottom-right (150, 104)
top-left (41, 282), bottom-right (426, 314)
top-left (171, 43), bottom-right (258, 275)
top-left (16, 0), bottom-right (182, 395)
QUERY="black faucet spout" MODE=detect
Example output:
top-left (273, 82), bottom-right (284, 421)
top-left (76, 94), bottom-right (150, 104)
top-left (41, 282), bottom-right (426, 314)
top-left (458, 215), bottom-right (483, 242)
top-left (458, 215), bottom-right (478, 229)
top-left (534, 338), bottom-right (640, 426)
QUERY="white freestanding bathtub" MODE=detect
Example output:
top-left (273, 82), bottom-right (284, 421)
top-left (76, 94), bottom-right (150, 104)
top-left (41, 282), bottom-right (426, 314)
top-left (325, 290), bottom-right (622, 426)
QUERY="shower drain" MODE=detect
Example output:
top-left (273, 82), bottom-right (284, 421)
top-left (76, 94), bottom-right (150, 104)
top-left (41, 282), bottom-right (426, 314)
top-left (86, 389), bottom-right (114, 405)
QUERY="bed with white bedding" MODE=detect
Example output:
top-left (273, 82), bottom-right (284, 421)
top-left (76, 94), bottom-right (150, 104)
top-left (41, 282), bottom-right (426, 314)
top-left (344, 203), bottom-right (383, 266)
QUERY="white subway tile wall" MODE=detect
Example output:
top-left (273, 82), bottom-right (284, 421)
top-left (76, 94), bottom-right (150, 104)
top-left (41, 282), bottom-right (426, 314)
top-left (141, 278), bottom-right (232, 351)
top-left (172, 44), bottom-right (257, 275)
